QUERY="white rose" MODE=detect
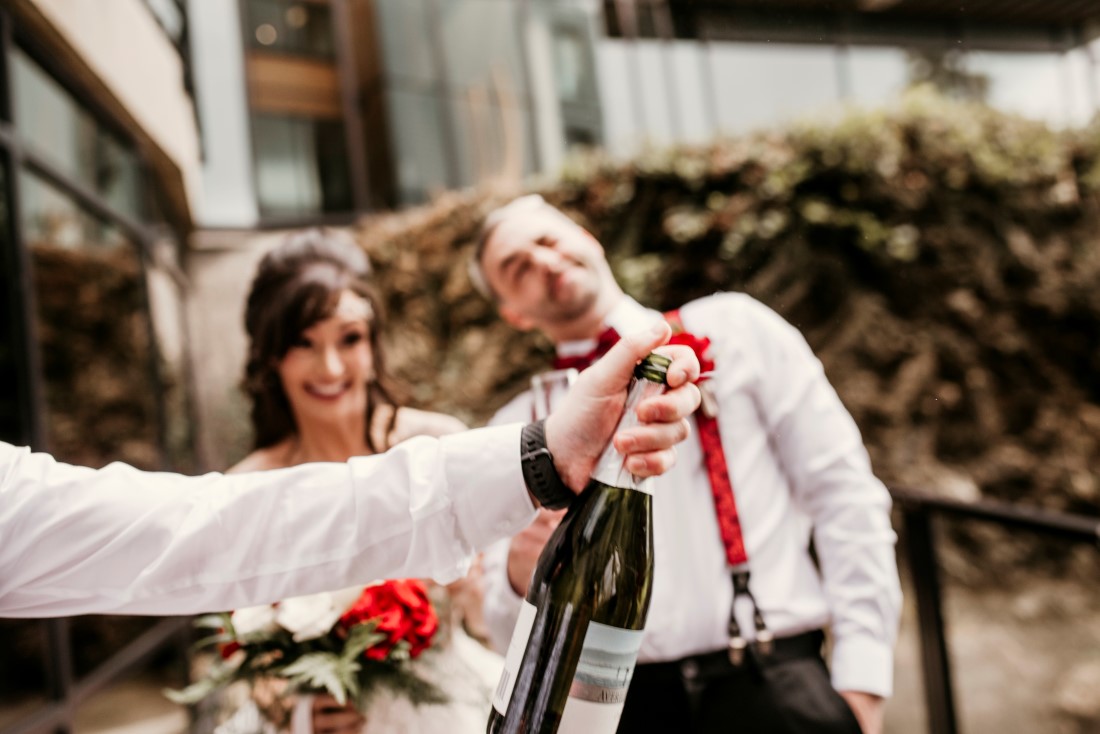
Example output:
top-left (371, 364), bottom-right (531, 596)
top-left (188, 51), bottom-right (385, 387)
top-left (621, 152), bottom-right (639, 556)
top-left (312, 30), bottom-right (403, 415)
top-left (230, 604), bottom-right (278, 636)
top-left (277, 587), bottom-right (364, 642)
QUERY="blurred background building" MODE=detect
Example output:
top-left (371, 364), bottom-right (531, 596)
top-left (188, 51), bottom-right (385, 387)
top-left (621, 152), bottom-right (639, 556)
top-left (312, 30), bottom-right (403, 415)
top-left (192, 0), bottom-right (1100, 223)
top-left (1, 1), bottom-right (1099, 733)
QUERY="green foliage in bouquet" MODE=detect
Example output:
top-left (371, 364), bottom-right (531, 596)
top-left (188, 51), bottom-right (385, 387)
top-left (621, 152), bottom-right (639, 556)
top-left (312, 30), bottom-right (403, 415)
top-left (167, 580), bottom-right (448, 711)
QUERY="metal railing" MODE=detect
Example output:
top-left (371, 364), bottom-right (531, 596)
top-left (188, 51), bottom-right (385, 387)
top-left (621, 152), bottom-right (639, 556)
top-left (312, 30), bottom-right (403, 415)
top-left (892, 487), bottom-right (1100, 734)
top-left (0, 617), bottom-right (190, 734)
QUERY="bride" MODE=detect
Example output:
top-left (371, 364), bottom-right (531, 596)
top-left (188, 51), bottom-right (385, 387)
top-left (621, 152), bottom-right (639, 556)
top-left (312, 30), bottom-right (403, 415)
top-left (214, 229), bottom-right (501, 734)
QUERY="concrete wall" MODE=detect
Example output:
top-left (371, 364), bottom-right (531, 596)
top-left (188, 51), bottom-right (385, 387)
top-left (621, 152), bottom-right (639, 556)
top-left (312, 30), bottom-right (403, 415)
top-left (184, 229), bottom-right (291, 469)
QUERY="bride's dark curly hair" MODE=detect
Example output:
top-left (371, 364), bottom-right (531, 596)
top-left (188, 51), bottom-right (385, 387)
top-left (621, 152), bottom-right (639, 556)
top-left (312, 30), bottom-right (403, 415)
top-left (242, 228), bottom-right (402, 452)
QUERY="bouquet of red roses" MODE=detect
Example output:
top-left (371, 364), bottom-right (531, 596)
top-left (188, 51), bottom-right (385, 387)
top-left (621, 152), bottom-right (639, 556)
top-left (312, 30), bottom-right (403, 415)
top-left (168, 579), bottom-right (446, 713)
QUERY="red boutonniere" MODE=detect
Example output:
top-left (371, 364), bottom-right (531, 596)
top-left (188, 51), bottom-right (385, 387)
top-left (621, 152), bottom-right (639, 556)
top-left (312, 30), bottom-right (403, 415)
top-left (667, 331), bottom-right (715, 380)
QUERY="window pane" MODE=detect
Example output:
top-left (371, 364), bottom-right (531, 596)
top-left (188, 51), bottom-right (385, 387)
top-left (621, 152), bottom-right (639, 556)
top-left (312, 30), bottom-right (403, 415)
top-left (385, 88), bottom-right (451, 203)
top-left (595, 39), bottom-right (640, 157)
top-left (98, 128), bottom-right (145, 221)
top-left (20, 171), bottom-right (127, 251)
top-left (246, 0), bottom-right (335, 57)
top-left (966, 51), bottom-right (1068, 128)
top-left (848, 46), bottom-right (911, 108)
top-left (1064, 47), bottom-right (1097, 128)
top-left (438, 0), bottom-right (528, 96)
top-left (665, 41), bottom-right (714, 145)
top-left (375, 0), bottom-right (438, 86)
top-left (21, 170), bottom-right (161, 470)
top-left (630, 39), bottom-right (675, 145)
top-left (709, 42), bottom-right (841, 135)
top-left (11, 48), bottom-right (145, 222)
top-left (253, 115), bottom-right (351, 216)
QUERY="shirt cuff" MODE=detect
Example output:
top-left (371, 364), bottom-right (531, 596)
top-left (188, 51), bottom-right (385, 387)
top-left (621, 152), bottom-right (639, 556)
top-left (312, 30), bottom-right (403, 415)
top-left (829, 633), bottom-right (895, 698)
top-left (443, 423), bottom-right (537, 552)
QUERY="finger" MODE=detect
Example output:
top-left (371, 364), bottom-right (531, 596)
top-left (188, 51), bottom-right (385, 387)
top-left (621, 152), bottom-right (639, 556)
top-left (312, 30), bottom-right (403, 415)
top-left (317, 707), bottom-right (356, 716)
top-left (613, 418), bottom-right (691, 455)
top-left (534, 508), bottom-right (565, 526)
top-left (587, 322), bottom-right (672, 393)
top-left (635, 383), bottom-right (701, 423)
top-left (316, 724), bottom-right (364, 734)
top-left (623, 448), bottom-right (677, 477)
top-left (316, 710), bottom-right (365, 727)
top-left (315, 710), bottom-right (365, 734)
top-left (652, 344), bottom-right (701, 387)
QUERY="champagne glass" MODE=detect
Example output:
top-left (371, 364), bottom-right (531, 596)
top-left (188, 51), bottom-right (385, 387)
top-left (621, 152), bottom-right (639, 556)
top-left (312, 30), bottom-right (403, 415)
top-left (530, 368), bottom-right (579, 421)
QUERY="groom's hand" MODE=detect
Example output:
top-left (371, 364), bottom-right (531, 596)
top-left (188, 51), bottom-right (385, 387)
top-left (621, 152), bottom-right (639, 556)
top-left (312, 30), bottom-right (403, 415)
top-left (544, 322), bottom-right (700, 493)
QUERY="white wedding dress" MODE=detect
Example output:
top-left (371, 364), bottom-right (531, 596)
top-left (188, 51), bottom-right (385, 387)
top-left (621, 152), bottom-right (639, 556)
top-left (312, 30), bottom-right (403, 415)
top-left (359, 626), bottom-right (502, 733)
top-left (212, 626), bottom-right (502, 734)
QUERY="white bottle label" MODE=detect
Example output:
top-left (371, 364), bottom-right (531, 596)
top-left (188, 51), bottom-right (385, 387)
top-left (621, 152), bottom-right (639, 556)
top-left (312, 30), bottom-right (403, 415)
top-left (559, 619), bottom-right (644, 732)
top-left (491, 601), bottom-right (644, 731)
top-left (491, 600), bottom-right (538, 715)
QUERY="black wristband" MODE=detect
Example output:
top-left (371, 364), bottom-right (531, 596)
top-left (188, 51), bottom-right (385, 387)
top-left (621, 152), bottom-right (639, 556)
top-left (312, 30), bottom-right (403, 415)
top-left (520, 419), bottom-right (574, 510)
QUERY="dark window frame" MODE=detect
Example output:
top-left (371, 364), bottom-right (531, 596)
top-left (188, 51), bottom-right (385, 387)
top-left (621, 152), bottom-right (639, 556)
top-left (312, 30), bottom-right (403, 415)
top-left (249, 111), bottom-right (355, 218)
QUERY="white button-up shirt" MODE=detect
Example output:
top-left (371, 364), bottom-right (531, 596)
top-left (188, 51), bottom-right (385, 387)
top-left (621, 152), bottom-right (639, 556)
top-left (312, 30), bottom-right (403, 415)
top-left (482, 294), bottom-right (902, 697)
top-left (0, 425), bottom-right (535, 618)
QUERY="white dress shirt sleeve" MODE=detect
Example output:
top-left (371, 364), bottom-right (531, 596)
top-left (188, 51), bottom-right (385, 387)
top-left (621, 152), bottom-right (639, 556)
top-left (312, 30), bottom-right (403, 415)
top-left (480, 391), bottom-right (536, 654)
top-left (0, 426), bottom-right (536, 618)
top-left (732, 294), bottom-right (902, 697)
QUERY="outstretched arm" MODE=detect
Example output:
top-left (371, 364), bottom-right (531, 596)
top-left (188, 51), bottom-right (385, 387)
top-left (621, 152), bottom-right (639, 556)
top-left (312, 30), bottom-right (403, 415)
top-left (0, 322), bottom-right (699, 618)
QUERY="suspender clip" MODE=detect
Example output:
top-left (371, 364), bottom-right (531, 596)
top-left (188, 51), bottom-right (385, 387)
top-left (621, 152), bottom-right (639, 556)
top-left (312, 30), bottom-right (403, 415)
top-left (728, 635), bottom-right (747, 666)
top-left (755, 628), bottom-right (774, 657)
top-left (728, 567), bottom-right (773, 666)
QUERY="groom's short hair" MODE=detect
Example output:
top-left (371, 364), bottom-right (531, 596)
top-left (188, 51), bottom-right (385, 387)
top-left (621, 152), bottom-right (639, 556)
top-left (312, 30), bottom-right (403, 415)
top-left (468, 194), bottom-right (550, 302)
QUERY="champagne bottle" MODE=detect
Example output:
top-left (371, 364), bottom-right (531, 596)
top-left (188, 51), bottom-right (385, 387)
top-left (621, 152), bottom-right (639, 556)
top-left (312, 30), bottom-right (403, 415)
top-left (487, 353), bottom-right (670, 734)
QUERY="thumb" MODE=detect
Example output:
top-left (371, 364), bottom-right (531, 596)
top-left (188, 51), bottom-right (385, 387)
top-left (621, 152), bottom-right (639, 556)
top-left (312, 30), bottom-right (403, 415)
top-left (587, 322), bottom-right (672, 393)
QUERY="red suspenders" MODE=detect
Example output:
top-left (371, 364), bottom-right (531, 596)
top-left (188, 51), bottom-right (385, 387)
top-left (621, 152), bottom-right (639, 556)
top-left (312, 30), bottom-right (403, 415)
top-left (553, 311), bottom-right (774, 663)
top-left (666, 310), bottom-right (772, 663)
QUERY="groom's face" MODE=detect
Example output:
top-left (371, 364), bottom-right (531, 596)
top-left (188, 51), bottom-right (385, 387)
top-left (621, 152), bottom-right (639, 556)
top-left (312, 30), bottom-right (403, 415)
top-left (480, 207), bottom-right (606, 332)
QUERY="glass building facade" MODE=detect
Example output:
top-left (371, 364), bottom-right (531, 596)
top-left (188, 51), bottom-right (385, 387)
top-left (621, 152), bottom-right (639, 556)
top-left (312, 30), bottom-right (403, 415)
top-left (216, 0), bottom-right (1100, 211)
top-left (595, 1), bottom-right (1100, 157)
top-left (372, 0), bottom-right (602, 202)
top-left (242, 0), bottom-right (355, 217)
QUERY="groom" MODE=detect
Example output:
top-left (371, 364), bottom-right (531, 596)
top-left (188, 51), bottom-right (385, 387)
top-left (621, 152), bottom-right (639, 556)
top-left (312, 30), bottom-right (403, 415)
top-left (472, 195), bottom-right (901, 734)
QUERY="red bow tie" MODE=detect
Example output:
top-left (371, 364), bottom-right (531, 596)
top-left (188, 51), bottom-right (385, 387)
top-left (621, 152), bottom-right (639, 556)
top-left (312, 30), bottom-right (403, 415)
top-left (552, 327), bottom-right (620, 372)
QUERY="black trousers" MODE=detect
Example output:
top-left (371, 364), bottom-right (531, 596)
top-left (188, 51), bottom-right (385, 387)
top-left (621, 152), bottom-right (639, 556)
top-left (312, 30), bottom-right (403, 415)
top-left (617, 631), bottom-right (863, 734)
